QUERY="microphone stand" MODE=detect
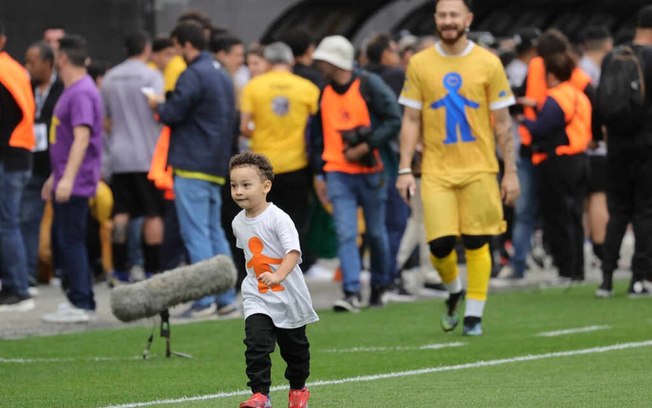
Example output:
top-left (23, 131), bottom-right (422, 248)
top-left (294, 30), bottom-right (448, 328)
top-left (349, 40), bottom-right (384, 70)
top-left (142, 309), bottom-right (192, 359)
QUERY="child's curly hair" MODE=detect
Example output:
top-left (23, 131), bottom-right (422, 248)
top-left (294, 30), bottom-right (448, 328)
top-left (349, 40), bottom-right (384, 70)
top-left (229, 152), bottom-right (275, 182)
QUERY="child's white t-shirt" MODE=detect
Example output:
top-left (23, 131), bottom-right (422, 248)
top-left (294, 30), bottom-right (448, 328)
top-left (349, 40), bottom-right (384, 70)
top-left (232, 203), bottom-right (319, 329)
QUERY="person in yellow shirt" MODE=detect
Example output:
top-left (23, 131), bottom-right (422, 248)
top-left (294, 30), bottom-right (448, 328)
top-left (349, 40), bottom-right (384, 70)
top-left (396, 0), bottom-right (519, 336)
top-left (148, 38), bottom-right (177, 76)
top-left (240, 42), bottom-right (320, 271)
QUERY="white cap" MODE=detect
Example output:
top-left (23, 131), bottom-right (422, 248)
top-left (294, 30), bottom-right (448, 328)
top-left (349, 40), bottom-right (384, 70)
top-left (312, 35), bottom-right (354, 71)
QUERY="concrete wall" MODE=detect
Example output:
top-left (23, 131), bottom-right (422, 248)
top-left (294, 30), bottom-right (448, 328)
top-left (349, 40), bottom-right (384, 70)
top-left (1, 0), bottom-right (153, 65)
top-left (154, 0), bottom-right (301, 44)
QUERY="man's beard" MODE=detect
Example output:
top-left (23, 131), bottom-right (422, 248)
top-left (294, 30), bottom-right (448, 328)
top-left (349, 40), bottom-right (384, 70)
top-left (436, 25), bottom-right (466, 45)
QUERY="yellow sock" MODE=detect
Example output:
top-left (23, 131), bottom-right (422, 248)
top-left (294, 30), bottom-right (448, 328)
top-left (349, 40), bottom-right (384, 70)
top-left (465, 244), bottom-right (491, 302)
top-left (430, 250), bottom-right (459, 286)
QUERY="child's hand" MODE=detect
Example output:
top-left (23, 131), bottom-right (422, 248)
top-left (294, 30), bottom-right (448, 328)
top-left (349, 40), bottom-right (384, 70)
top-left (258, 272), bottom-right (282, 287)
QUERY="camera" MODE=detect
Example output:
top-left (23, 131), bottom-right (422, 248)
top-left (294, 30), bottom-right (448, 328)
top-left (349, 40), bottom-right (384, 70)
top-left (340, 126), bottom-right (377, 167)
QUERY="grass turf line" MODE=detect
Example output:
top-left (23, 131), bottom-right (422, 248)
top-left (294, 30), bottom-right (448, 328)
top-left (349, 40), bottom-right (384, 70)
top-left (1, 282), bottom-right (651, 407)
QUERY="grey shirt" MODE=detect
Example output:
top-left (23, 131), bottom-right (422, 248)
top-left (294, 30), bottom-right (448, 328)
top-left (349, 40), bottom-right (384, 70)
top-left (578, 56), bottom-right (601, 86)
top-left (101, 59), bottom-right (163, 173)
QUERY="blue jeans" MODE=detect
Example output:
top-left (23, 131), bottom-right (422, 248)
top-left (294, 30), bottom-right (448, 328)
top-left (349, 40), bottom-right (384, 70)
top-left (173, 176), bottom-right (235, 306)
top-left (19, 173), bottom-right (48, 285)
top-left (511, 156), bottom-right (539, 277)
top-left (160, 200), bottom-right (186, 271)
top-left (326, 171), bottom-right (391, 294)
top-left (385, 176), bottom-right (409, 283)
top-left (127, 217), bottom-right (144, 269)
top-left (53, 196), bottom-right (96, 310)
top-left (0, 164), bottom-right (31, 297)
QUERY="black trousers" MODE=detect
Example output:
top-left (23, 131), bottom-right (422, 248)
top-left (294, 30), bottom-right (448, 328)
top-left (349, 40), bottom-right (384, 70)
top-left (244, 314), bottom-right (310, 394)
top-left (267, 167), bottom-right (315, 271)
top-left (538, 154), bottom-right (589, 280)
top-left (602, 148), bottom-right (652, 281)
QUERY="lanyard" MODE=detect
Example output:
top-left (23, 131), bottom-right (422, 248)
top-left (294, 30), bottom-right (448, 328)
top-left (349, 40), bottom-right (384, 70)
top-left (35, 73), bottom-right (56, 120)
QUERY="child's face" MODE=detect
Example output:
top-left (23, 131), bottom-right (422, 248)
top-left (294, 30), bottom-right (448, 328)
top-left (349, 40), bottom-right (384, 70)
top-left (230, 165), bottom-right (271, 215)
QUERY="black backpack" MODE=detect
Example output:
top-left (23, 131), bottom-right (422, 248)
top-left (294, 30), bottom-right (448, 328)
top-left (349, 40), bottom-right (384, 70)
top-left (596, 45), bottom-right (647, 131)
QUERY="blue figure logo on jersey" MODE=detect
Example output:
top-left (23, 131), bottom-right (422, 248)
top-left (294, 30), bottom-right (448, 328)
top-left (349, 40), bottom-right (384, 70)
top-left (430, 72), bottom-right (479, 144)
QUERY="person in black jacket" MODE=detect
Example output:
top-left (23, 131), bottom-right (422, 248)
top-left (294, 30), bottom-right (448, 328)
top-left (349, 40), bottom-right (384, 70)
top-left (0, 21), bottom-right (37, 312)
top-left (596, 5), bottom-right (652, 297)
top-left (363, 34), bottom-right (412, 298)
top-left (21, 41), bottom-right (64, 288)
top-left (278, 28), bottom-right (326, 90)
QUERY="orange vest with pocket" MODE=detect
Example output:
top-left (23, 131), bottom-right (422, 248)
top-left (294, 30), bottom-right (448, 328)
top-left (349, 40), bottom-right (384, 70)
top-left (320, 78), bottom-right (383, 174)
top-left (533, 81), bottom-right (591, 164)
top-left (0, 52), bottom-right (35, 150)
top-left (519, 56), bottom-right (592, 153)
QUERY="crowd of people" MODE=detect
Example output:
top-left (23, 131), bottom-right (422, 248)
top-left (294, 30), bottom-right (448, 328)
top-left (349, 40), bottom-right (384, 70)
top-left (2, 0), bottom-right (652, 404)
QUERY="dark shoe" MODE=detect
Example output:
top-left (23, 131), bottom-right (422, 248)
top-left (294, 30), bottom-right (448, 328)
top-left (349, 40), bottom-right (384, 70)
top-left (424, 282), bottom-right (447, 291)
top-left (628, 280), bottom-right (650, 298)
top-left (333, 292), bottom-right (361, 313)
top-left (0, 293), bottom-right (35, 312)
top-left (0, 290), bottom-right (12, 304)
top-left (384, 284), bottom-right (416, 303)
top-left (595, 278), bottom-right (613, 298)
top-left (368, 286), bottom-right (387, 307)
top-left (462, 316), bottom-right (483, 336)
top-left (441, 290), bottom-right (465, 332)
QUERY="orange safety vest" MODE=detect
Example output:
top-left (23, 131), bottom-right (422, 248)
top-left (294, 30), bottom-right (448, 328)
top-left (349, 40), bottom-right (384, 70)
top-left (519, 56), bottom-right (592, 163)
top-left (147, 126), bottom-right (175, 200)
top-left (320, 78), bottom-right (383, 174)
top-left (0, 52), bottom-right (35, 150)
top-left (533, 81), bottom-right (592, 165)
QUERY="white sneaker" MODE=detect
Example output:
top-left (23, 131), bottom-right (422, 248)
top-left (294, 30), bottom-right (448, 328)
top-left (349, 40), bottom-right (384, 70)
top-left (129, 265), bottom-right (146, 282)
top-left (304, 264), bottom-right (335, 281)
top-left (0, 296), bottom-right (35, 312)
top-left (384, 288), bottom-right (416, 303)
top-left (175, 303), bottom-right (217, 319)
top-left (42, 303), bottom-right (93, 324)
top-left (28, 286), bottom-right (39, 297)
top-left (49, 277), bottom-right (62, 288)
top-left (217, 303), bottom-right (242, 319)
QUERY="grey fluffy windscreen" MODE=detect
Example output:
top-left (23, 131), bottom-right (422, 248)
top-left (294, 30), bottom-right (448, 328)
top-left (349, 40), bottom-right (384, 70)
top-left (109, 255), bottom-right (237, 322)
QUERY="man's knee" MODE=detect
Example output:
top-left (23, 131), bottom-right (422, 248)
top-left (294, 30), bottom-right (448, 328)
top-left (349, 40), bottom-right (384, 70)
top-left (429, 236), bottom-right (456, 258)
top-left (462, 235), bottom-right (491, 250)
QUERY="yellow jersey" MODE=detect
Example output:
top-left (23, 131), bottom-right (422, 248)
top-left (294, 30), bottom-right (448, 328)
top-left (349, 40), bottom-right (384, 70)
top-left (163, 55), bottom-right (187, 93)
top-left (241, 70), bottom-right (320, 174)
top-left (399, 41), bottom-right (514, 179)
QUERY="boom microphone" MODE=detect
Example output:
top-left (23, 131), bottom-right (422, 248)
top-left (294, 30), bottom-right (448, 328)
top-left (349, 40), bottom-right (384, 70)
top-left (110, 255), bottom-right (237, 322)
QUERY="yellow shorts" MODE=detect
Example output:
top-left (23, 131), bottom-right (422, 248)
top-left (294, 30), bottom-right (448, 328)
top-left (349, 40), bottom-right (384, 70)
top-left (421, 172), bottom-right (505, 241)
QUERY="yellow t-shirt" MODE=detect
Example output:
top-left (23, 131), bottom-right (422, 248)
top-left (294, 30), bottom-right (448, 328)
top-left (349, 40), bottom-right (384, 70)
top-left (163, 55), bottom-right (187, 93)
top-left (399, 41), bottom-right (515, 179)
top-left (241, 70), bottom-right (320, 174)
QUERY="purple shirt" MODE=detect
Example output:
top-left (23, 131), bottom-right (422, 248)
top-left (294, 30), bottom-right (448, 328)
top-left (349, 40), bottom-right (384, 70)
top-left (49, 75), bottom-right (103, 197)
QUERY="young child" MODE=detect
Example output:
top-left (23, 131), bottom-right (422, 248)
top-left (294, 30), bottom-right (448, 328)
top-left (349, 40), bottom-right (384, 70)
top-left (230, 152), bottom-right (319, 408)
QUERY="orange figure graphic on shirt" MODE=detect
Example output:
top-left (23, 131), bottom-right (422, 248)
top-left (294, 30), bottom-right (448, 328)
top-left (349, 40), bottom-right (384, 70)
top-left (247, 237), bottom-right (285, 293)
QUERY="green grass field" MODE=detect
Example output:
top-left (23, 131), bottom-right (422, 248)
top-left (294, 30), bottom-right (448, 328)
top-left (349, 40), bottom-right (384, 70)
top-left (2, 282), bottom-right (652, 407)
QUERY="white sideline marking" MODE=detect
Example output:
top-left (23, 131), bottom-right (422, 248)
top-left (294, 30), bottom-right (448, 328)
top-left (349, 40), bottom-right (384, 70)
top-left (0, 356), bottom-right (142, 364)
top-left (536, 325), bottom-right (611, 337)
top-left (322, 341), bottom-right (466, 353)
top-left (98, 339), bottom-right (652, 408)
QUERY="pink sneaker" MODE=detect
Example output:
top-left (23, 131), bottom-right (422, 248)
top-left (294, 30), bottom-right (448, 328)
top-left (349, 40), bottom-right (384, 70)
top-left (288, 387), bottom-right (310, 408)
top-left (240, 392), bottom-right (272, 408)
